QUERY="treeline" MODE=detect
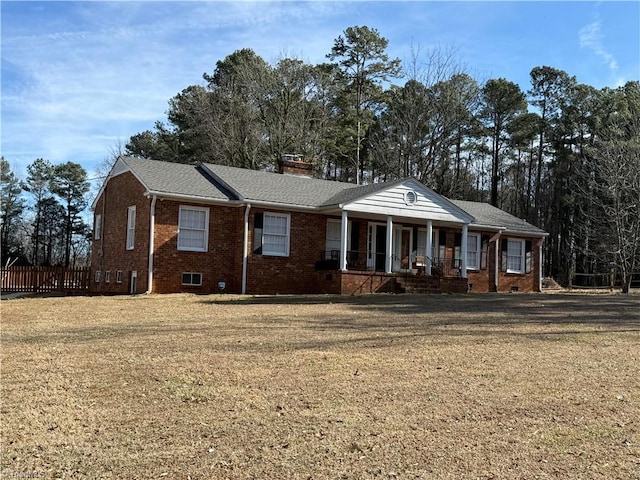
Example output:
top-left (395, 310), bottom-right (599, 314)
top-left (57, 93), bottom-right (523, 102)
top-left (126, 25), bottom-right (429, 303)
top-left (0, 158), bottom-right (91, 268)
top-left (123, 26), bottom-right (639, 289)
top-left (2, 26), bottom-right (637, 288)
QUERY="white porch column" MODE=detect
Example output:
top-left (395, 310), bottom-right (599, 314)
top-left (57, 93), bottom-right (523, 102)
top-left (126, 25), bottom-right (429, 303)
top-left (461, 224), bottom-right (468, 279)
top-left (385, 216), bottom-right (393, 273)
top-left (425, 220), bottom-right (433, 276)
top-left (340, 210), bottom-right (348, 271)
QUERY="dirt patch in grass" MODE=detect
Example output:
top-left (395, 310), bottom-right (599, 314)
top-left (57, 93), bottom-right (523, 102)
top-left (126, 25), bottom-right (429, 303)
top-left (1, 293), bottom-right (639, 479)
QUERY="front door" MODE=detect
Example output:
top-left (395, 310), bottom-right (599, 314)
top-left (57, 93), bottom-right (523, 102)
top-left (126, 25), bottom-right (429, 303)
top-left (367, 223), bottom-right (387, 272)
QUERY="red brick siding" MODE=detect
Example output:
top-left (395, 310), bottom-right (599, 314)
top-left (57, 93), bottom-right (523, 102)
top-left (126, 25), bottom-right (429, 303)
top-left (152, 201), bottom-right (244, 294)
top-left (496, 237), bottom-right (542, 293)
top-left (91, 172), bottom-right (150, 294)
top-left (246, 209), bottom-right (326, 294)
top-left (92, 176), bottom-right (542, 295)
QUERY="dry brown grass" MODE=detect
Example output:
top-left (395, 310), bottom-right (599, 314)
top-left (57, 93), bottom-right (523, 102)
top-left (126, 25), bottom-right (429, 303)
top-left (1, 293), bottom-right (639, 479)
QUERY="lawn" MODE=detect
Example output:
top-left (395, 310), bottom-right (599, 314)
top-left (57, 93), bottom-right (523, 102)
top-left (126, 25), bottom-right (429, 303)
top-left (1, 293), bottom-right (639, 479)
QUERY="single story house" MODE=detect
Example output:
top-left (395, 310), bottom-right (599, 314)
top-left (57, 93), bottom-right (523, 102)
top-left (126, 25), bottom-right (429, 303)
top-left (91, 156), bottom-right (547, 295)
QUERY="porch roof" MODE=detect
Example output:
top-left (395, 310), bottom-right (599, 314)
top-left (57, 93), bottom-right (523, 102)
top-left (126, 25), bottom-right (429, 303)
top-left (450, 200), bottom-right (547, 237)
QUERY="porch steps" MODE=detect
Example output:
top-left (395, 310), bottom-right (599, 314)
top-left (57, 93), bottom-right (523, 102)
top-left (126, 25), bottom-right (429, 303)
top-left (395, 276), bottom-right (441, 294)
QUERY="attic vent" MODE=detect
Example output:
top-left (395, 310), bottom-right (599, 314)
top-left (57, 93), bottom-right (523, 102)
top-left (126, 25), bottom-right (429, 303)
top-left (404, 190), bottom-right (418, 206)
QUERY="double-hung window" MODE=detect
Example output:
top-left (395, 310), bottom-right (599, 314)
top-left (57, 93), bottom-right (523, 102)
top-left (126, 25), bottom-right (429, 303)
top-left (326, 219), bottom-right (342, 259)
top-left (507, 238), bottom-right (526, 273)
top-left (262, 213), bottom-right (290, 256)
top-left (94, 214), bottom-right (102, 240)
top-left (126, 206), bottom-right (136, 250)
top-left (178, 206), bottom-right (209, 252)
top-left (466, 233), bottom-right (480, 270)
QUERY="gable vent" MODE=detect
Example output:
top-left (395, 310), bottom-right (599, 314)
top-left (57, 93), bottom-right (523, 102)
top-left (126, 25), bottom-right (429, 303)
top-left (404, 190), bottom-right (418, 206)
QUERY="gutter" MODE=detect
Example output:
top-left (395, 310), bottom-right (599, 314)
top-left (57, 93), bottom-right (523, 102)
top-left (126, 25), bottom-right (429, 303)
top-left (242, 203), bottom-right (251, 294)
top-left (146, 195), bottom-right (157, 294)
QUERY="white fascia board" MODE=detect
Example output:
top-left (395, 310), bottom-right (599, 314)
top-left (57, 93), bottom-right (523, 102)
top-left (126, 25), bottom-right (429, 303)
top-left (144, 191), bottom-right (242, 207)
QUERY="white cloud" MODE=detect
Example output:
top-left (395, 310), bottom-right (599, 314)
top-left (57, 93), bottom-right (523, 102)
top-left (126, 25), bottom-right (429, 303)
top-left (579, 19), bottom-right (619, 72)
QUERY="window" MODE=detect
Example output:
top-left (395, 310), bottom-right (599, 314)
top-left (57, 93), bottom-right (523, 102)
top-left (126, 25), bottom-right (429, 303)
top-left (326, 219), bottom-right (341, 258)
top-left (467, 233), bottom-right (480, 270)
top-left (94, 214), bottom-right (102, 240)
top-left (95, 270), bottom-right (101, 283)
top-left (507, 238), bottom-right (526, 273)
top-left (116, 270), bottom-right (123, 283)
top-left (104, 270), bottom-right (111, 283)
top-left (126, 206), bottom-right (136, 250)
top-left (262, 213), bottom-right (290, 256)
top-left (181, 272), bottom-right (202, 286)
top-left (178, 206), bottom-right (209, 252)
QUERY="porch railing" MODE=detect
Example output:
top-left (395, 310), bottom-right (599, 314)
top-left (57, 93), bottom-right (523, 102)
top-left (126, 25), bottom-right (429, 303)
top-left (315, 250), bottom-right (462, 278)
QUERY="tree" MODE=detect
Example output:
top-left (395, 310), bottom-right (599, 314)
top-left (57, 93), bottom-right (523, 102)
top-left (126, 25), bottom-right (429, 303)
top-left (581, 116), bottom-right (640, 293)
top-left (204, 48), bottom-right (272, 170)
top-left (327, 26), bottom-right (401, 183)
top-left (480, 78), bottom-right (527, 207)
top-left (528, 66), bottom-right (576, 222)
top-left (50, 162), bottom-right (90, 267)
top-left (24, 158), bottom-right (54, 265)
top-left (0, 157), bottom-right (26, 265)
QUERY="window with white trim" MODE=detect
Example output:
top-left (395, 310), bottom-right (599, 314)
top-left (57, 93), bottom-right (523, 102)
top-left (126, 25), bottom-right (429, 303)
top-left (104, 270), bottom-right (111, 283)
top-left (326, 219), bottom-right (341, 259)
top-left (466, 233), bottom-right (481, 270)
top-left (94, 214), bottom-right (102, 240)
top-left (263, 213), bottom-right (290, 256)
top-left (178, 206), bottom-right (209, 252)
top-left (116, 270), bottom-right (123, 283)
top-left (126, 206), bottom-right (136, 250)
top-left (181, 272), bottom-right (203, 286)
top-left (507, 238), bottom-right (526, 273)
top-left (95, 270), bottom-right (101, 283)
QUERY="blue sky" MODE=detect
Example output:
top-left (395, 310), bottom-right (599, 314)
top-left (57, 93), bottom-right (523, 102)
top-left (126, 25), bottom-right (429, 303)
top-left (2, 1), bottom-right (639, 182)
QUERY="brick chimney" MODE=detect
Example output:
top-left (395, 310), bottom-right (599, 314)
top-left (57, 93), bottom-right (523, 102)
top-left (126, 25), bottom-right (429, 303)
top-left (281, 154), bottom-right (313, 178)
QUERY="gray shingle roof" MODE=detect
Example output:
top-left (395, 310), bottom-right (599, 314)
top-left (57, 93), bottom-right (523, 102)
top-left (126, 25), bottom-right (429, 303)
top-left (116, 157), bottom-right (546, 236)
top-left (203, 163), bottom-right (355, 207)
top-left (450, 199), bottom-right (546, 236)
top-left (121, 157), bottom-right (229, 201)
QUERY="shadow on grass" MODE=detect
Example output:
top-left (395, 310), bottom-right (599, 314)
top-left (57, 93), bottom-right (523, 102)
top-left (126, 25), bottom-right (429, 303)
top-left (5, 294), bottom-right (638, 349)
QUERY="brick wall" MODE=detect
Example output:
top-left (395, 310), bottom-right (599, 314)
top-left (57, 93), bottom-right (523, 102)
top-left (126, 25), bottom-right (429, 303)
top-left (152, 201), bottom-right (244, 294)
top-left (91, 172), bottom-right (150, 294)
top-left (246, 209), bottom-right (326, 294)
top-left (92, 176), bottom-right (542, 296)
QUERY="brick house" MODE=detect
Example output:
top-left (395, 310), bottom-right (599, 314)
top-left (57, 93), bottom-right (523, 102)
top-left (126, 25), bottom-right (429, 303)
top-left (91, 156), bottom-right (547, 295)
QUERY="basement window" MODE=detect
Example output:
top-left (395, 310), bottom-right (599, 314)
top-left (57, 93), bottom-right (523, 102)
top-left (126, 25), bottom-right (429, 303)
top-left (182, 272), bottom-right (203, 286)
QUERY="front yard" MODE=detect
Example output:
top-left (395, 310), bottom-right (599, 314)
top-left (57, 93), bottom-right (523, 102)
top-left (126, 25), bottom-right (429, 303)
top-left (1, 293), bottom-right (639, 479)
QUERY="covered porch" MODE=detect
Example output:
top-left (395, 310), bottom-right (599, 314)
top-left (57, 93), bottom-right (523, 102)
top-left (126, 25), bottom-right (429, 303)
top-left (314, 212), bottom-right (473, 295)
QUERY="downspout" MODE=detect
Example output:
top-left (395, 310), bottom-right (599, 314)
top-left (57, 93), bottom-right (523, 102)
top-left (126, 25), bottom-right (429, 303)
top-left (539, 238), bottom-right (543, 292)
top-left (242, 203), bottom-right (251, 294)
top-left (146, 195), bottom-right (157, 294)
top-left (494, 231), bottom-right (502, 293)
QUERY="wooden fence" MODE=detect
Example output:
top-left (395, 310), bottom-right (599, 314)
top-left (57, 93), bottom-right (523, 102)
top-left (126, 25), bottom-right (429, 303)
top-left (1, 266), bottom-right (91, 294)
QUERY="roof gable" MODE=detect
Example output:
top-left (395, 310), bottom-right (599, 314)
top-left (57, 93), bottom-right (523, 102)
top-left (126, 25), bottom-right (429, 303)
top-left (337, 178), bottom-right (475, 224)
